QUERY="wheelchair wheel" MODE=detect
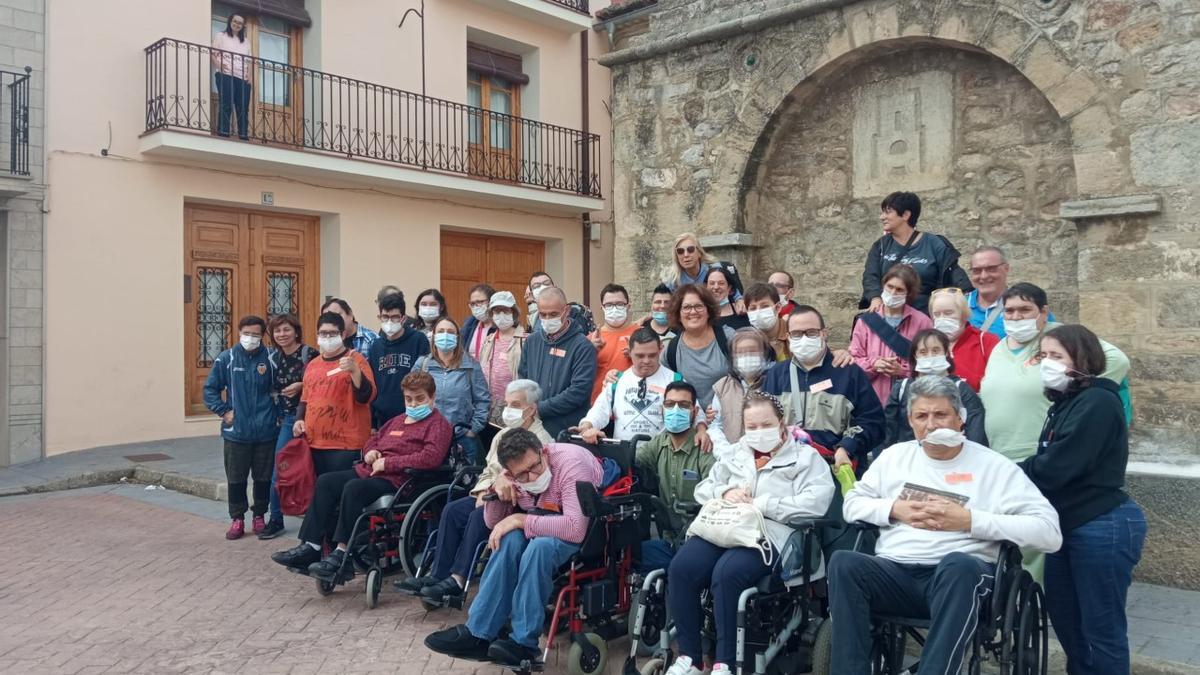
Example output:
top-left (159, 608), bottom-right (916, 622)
top-left (1014, 584), bottom-right (1048, 675)
top-left (567, 633), bottom-right (607, 675)
top-left (628, 588), bottom-right (664, 657)
top-left (365, 568), bottom-right (382, 609)
top-left (399, 484), bottom-right (463, 577)
top-left (315, 577), bottom-right (335, 597)
top-left (638, 657), bottom-right (665, 675)
top-left (811, 617), bottom-right (833, 675)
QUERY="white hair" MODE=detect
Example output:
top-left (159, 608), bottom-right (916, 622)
top-left (909, 375), bottom-right (964, 418)
top-left (505, 379), bottom-right (542, 405)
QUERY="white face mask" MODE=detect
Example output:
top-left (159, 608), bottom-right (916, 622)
top-left (1040, 358), bottom-right (1072, 392)
top-left (493, 313), bottom-right (515, 331)
top-left (881, 290), bottom-right (907, 309)
top-left (527, 302), bottom-right (539, 318)
top-left (747, 308), bottom-right (778, 331)
top-left (239, 335), bottom-right (262, 351)
top-left (743, 426), bottom-right (781, 454)
top-left (470, 304), bottom-right (489, 321)
top-left (519, 466), bottom-right (553, 495)
top-left (418, 306), bottom-right (440, 321)
top-left (603, 306), bottom-right (628, 326)
top-left (921, 427), bottom-right (966, 449)
top-left (501, 405), bottom-right (526, 429)
top-left (1005, 318), bottom-right (1040, 344)
top-left (735, 354), bottom-right (766, 377)
top-left (915, 355), bottom-right (950, 375)
top-left (790, 335), bottom-right (825, 363)
top-left (933, 317), bottom-right (961, 338)
top-left (541, 315), bottom-right (563, 335)
top-left (317, 336), bottom-right (343, 354)
top-left (380, 320), bottom-right (403, 337)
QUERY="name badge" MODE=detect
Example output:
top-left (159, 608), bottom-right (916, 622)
top-left (549, 347), bottom-right (567, 358)
top-left (810, 379), bottom-right (833, 393)
top-left (326, 367), bottom-right (344, 377)
top-left (388, 430), bottom-right (404, 437)
top-left (648, 384), bottom-right (665, 394)
top-left (945, 472), bottom-right (973, 484)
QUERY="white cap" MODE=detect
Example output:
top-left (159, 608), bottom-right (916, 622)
top-left (489, 291), bottom-right (517, 310)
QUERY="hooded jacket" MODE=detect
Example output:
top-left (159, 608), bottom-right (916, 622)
top-left (518, 315), bottom-right (598, 437)
top-left (203, 344), bottom-right (279, 444)
top-left (414, 352), bottom-right (491, 435)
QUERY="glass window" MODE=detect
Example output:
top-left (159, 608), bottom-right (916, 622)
top-left (467, 73), bottom-right (483, 145)
top-left (197, 268), bottom-right (232, 366)
top-left (267, 271), bottom-right (298, 316)
top-left (467, 69), bottom-right (519, 152)
top-left (257, 23), bottom-right (291, 106)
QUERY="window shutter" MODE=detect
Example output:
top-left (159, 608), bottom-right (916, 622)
top-left (467, 43), bottom-right (529, 85)
top-left (221, 0), bottom-right (312, 27)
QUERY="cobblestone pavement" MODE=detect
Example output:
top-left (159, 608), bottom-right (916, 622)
top-left (0, 486), bottom-right (625, 675)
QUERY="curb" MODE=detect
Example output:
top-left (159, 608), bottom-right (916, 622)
top-left (5, 465), bottom-right (227, 504)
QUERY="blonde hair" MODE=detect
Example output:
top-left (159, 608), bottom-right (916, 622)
top-left (660, 232), bottom-right (718, 287)
top-left (930, 287), bottom-right (970, 320)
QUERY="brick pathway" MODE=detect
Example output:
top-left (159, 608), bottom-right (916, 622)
top-left (0, 488), bottom-right (623, 675)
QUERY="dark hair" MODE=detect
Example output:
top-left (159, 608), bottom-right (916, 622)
top-left (238, 315), bottom-right (267, 332)
top-left (881, 191), bottom-right (921, 227)
top-left (743, 390), bottom-right (785, 421)
top-left (469, 283), bottom-right (497, 300)
top-left (743, 281), bottom-right (779, 306)
top-left (528, 270), bottom-right (553, 285)
top-left (376, 285), bottom-right (402, 306)
top-left (378, 292), bottom-right (407, 315)
top-left (317, 311), bottom-right (345, 333)
top-left (882, 264), bottom-right (921, 304)
top-left (629, 327), bottom-right (661, 348)
top-left (414, 288), bottom-right (447, 330)
top-left (909, 329), bottom-right (956, 376)
top-left (321, 298), bottom-right (353, 315)
top-left (664, 380), bottom-right (697, 406)
top-left (669, 284), bottom-right (719, 328)
top-left (788, 304), bottom-right (825, 329)
top-left (497, 428), bottom-right (543, 468)
top-left (652, 283), bottom-right (673, 297)
top-left (268, 313), bottom-right (302, 342)
top-left (223, 13), bottom-right (246, 42)
top-left (1002, 282), bottom-right (1048, 310)
top-left (705, 266), bottom-right (733, 287)
top-left (1042, 325), bottom-right (1106, 399)
top-left (600, 283), bottom-right (630, 303)
top-left (401, 370), bottom-right (436, 396)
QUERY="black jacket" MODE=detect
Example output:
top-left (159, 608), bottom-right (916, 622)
top-left (1020, 379), bottom-right (1129, 532)
top-left (884, 376), bottom-right (987, 447)
top-left (860, 232), bottom-right (972, 313)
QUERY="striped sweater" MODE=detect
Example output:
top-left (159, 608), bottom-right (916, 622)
top-left (483, 442), bottom-right (603, 544)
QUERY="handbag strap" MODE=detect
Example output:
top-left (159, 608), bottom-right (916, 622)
top-left (860, 311), bottom-right (914, 362)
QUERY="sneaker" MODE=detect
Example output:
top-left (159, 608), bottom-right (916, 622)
top-left (308, 548), bottom-right (353, 582)
top-left (396, 575), bottom-right (439, 593)
top-left (251, 515), bottom-right (266, 535)
top-left (271, 543), bottom-right (322, 570)
top-left (226, 519), bottom-right (245, 540)
top-left (420, 577), bottom-right (464, 602)
top-left (487, 638), bottom-right (541, 667)
top-left (710, 664), bottom-right (732, 675)
top-left (424, 624), bottom-right (491, 661)
top-left (664, 655), bottom-right (703, 675)
top-left (257, 517), bottom-right (285, 540)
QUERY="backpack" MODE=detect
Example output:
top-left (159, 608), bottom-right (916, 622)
top-left (276, 436), bottom-right (315, 516)
top-left (665, 326), bottom-right (731, 372)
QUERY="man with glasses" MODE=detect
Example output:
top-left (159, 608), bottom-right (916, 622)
top-left (966, 246), bottom-right (1055, 338)
top-left (321, 297), bottom-right (378, 354)
top-left (367, 291), bottom-right (430, 428)
top-left (424, 429), bottom-right (604, 666)
top-left (762, 306), bottom-right (883, 472)
top-left (769, 270), bottom-right (799, 317)
top-left (203, 315), bottom-right (279, 540)
top-left (587, 283), bottom-right (640, 402)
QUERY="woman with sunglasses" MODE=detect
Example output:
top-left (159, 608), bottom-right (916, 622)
top-left (662, 233), bottom-right (746, 312)
top-left (929, 286), bottom-right (999, 392)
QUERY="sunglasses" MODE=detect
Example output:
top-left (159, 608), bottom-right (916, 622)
top-left (676, 245), bottom-right (697, 255)
top-left (931, 287), bottom-right (964, 297)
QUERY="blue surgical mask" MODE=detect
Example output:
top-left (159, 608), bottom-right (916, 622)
top-left (407, 404), bottom-right (433, 421)
top-left (663, 406), bottom-right (692, 434)
top-left (433, 333), bottom-right (458, 351)
top-left (718, 297), bottom-right (730, 307)
top-left (652, 311), bottom-right (669, 326)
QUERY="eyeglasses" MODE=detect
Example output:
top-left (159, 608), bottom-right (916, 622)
top-left (931, 288), bottom-right (964, 297)
top-left (662, 400), bottom-right (692, 409)
top-left (770, 282), bottom-right (792, 291)
top-left (680, 304), bottom-right (707, 314)
top-left (675, 245), bottom-right (697, 255)
top-left (510, 455), bottom-right (544, 483)
top-left (788, 329), bottom-right (822, 339)
top-left (378, 314), bottom-right (404, 321)
top-left (602, 302), bottom-right (628, 310)
top-left (468, 300), bottom-right (488, 308)
top-left (317, 330), bottom-right (341, 338)
top-left (969, 264), bottom-right (1006, 276)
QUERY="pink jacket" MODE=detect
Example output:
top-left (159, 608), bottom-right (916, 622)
top-left (849, 305), bottom-right (933, 405)
top-left (483, 442), bottom-right (603, 544)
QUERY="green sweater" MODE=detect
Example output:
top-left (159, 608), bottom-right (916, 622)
top-left (980, 322), bottom-right (1130, 461)
top-left (635, 429), bottom-right (717, 508)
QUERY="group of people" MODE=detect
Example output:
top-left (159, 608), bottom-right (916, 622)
top-left (202, 190), bottom-right (1146, 675)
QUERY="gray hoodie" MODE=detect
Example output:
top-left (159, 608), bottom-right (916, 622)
top-left (517, 316), bottom-right (597, 438)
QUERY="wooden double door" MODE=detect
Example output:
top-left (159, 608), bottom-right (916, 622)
top-left (184, 205), bottom-right (319, 416)
top-left (441, 232), bottom-right (544, 326)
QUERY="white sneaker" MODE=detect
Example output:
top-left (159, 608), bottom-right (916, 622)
top-left (710, 664), bottom-right (732, 675)
top-left (664, 655), bottom-right (704, 675)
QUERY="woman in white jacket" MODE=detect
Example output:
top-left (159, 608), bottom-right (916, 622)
top-left (664, 392), bottom-right (836, 675)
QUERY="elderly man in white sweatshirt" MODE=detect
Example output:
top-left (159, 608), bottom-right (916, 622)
top-left (829, 375), bottom-right (1062, 675)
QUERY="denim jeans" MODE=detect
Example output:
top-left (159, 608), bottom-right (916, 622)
top-left (215, 72), bottom-right (252, 139)
top-left (1045, 498), bottom-right (1147, 675)
top-left (466, 531), bottom-right (579, 649)
top-left (456, 430), bottom-right (483, 465)
top-left (267, 413), bottom-right (295, 521)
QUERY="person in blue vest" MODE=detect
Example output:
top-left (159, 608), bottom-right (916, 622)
top-left (203, 315), bottom-right (279, 541)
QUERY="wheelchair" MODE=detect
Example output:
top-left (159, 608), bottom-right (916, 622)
top-left (291, 442), bottom-right (471, 609)
top-left (851, 523), bottom-right (1049, 675)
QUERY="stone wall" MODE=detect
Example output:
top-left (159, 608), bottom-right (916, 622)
top-left (601, 0), bottom-right (1200, 465)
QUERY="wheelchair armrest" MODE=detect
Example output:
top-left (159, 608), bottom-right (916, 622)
top-left (784, 517), bottom-right (840, 531)
top-left (673, 501), bottom-right (701, 517)
top-left (481, 492), bottom-right (499, 502)
top-left (850, 520), bottom-right (881, 532)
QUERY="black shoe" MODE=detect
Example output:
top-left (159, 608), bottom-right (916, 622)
top-left (420, 577), bottom-right (464, 602)
top-left (308, 548), bottom-right (353, 582)
top-left (257, 518), bottom-right (286, 540)
top-left (487, 638), bottom-right (541, 667)
top-left (396, 574), bottom-right (438, 593)
top-left (424, 624), bottom-right (491, 661)
top-left (271, 543), bottom-right (321, 570)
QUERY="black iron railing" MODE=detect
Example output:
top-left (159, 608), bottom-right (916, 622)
top-left (0, 67), bottom-right (31, 177)
top-left (546, 0), bottom-right (590, 14)
top-left (144, 38), bottom-right (601, 198)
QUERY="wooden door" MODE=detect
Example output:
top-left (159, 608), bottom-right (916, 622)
top-left (184, 205), bottom-right (319, 416)
top-left (467, 71), bottom-right (521, 182)
top-left (440, 232), bottom-right (544, 325)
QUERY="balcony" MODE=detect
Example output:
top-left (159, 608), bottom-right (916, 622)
top-left (469, 0), bottom-right (593, 32)
top-left (0, 67), bottom-right (32, 198)
top-left (141, 39), bottom-right (603, 213)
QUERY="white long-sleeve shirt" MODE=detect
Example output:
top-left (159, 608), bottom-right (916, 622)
top-left (844, 439), bottom-right (1062, 565)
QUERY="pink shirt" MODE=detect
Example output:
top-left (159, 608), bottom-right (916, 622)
top-left (486, 334), bottom-right (514, 404)
top-left (212, 32), bottom-right (252, 79)
top-left (483, 443), bottom-right (604, 544)
top-left (849, 305), bottom-right (933, 405)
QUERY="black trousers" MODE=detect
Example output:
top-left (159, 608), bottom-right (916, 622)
top-left (223, 439), bottom-right (274, 520)
top-left (312, 449), bottom-right (360, 476)
top-left (297, 469), bottom-right (395, 546)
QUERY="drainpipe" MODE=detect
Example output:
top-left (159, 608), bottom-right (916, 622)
top-left (580, 28), bottom-right (592, 305)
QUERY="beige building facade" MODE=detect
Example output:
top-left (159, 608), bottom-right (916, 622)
top-left (30, 0), bottom-right (613, 458)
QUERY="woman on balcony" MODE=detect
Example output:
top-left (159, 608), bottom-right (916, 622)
top-left (212, 12), bottom-right (252, 140)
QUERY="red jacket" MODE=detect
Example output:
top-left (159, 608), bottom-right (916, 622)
top-left (952, 324), bottom-right (1000, 392)
top-left (354, 410), bottom-right (453, 488)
